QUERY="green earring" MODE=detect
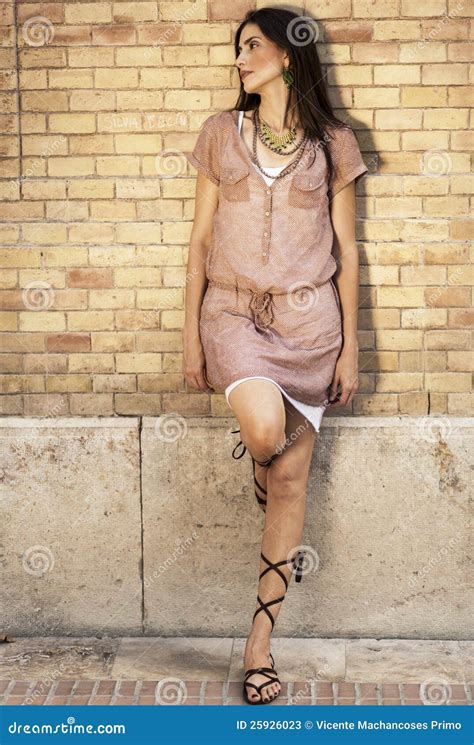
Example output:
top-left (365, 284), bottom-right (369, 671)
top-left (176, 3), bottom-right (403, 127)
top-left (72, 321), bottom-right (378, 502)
top-left (282, 66), bottom-right (294, 88)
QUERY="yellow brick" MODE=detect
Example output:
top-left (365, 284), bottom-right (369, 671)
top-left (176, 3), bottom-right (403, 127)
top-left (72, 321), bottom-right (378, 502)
top-left (402, 131), bottom-right (449, 150)
top-left (92, 374), bottom-right (136, 393)
top-left (20, 270), bottom-right (65, 288)
top-left (423, 63), bottom-right (468, 84)
top-left (69, 394), bottom-right (114, 415)
top-left (116, 47), bottom-right (162, 67)
top-left (115, 393), bottom-right (163, 415)
top-left (22, 135), bottom-right (68, 157)
top-left (375, 109), bottom-right (422, 129)
top-left (447, 392), bottom-right (473, 415)
top-left (68, 133), bottom-right (115, 156)
top-left (65, 3), bottom-right (112, 24)
top-left (68, 311), bottom-right (114, 331)
top-left (89, 246), bottom-right (136, 266)
top-left (46, 375), bottom-right (92, 393)
top-left (426, 373), bottom-right (471, 392)
top-left (450, 175), bottom-right (474, 194)
top-left (403, 177), bottom-right (447, 196)
top-left (43, 248), bottom-right (88, 267)
top-left (21, 91), bottom-right (68, 112)
top-left (399, 392), bottom-right (429, 415)
top-left (89, 201), bottom-right (136, 220)
top-left (69, 223), bottom-right (115, 244)
top-left (19, 312), bottom-right (66, 332)
top-left (68, 48), bottom-right (114, 68)
top-left (376, 330), bottom-right (423, 350)
top-left (374, 65), bottom-right (420, 84)
top-left (402, 220), bottom-right (449, 241)
top-left (399, 42), bottom-right (446, 63)
top-left (401, 86), bottom-right (447, 107)
top-left (400, 266), bottom-right (446, 284)
top-left (0, 269), bottom-right (16, 288)
top-left (0, 312), bottom-right (18, 331)
top-left (117, 92), bottom-right (166, 113)
top-left (424, 108), bottom-right (469, 129)
top-left (48, 157), bottom-right (94, 177)
top-left (49, 70), bottom-right (94, 88)
top-left (375, 197), bottom-right (422, 217)
top-left (22, 180), bottom-right (67, 200)
top-left (112, 2), bottom-right (158, 22)
top-left (424, 196), bottom-right (469, 216)
top-left (115, 180), bottom-right (162, 199)
top-left (183, 23), bottom-right (230, 44)
top-left (447, 351), bottom-right (473, 371)
top-left (115, 133), bottom-right (161, 154)
top-left (163, 45), bottom-right (207, 67)
top-left (373, 20), bottom-right (421, 39)
top-left (49, 114), bottom-right (96, 133)
top-left (68, 180), bottom-right (114, 199)
top-left (401, 0), bottom-right (447, 15)
top-left (353, 394), bottom-right (399, 415)
top-left (114, 267), bottom-right (162, 287)
top-left (20, 48), bottom-right (66, 69)
top-left (115, 223), bottom-right (161, 243)
top-left (328, 66), bottom-right (373, 85)
top-left (91, 332), bottom-right (135, 353)
top-left (401, 308), bottom-right (447, 328)
top-left (97, 156), bottom-right (140, 176)
top-left (19, 70), bottom-right (47, 89)
top-left (353, 0), bottom-right (398, 16)
top-left (95, 68), bottom-right (139, 88)
top-left (69, 354), bottom-right (115, 373)
top-left (22, 224), bottom-right (67, 244)
top-left (89, 289), bottom-right (135, 309)
top-left (161, 1), bottom-right (207, 21)
top-left (116, 353), bottom-right (162, 373)
top-left (355, 87), bottom-right (401, 108)
top-left (0, 375), bottom-right (45, 393)
top-left (0, 249), bottom-right (41, 268)
top-left (70, 90), bottom-right (115, 111)
top-left (425, 330), bottom-right (470, 350)
top-left (360, 265), bottom-right (399, 285)
top-left (378, 287), bottom-right (425, 307)
top-left (137, 288), bottom-right (182, 309)
top-left (447, 265), bottom-right (473, 285)
top-left (376, 373), bottom-right (423, 392)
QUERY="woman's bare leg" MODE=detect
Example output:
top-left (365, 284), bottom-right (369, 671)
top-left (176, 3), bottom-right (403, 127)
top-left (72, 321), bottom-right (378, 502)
top-left (228, 380), bottom-right (316, 703)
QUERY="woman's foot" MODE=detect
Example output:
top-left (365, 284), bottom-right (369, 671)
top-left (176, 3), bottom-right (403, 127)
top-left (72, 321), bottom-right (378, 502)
top-left (243, 634), bottom-right (281, 704)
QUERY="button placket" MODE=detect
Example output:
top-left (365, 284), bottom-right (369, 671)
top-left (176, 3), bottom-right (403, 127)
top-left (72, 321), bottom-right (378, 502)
top-left (262, 187), bottom-right (272, 263)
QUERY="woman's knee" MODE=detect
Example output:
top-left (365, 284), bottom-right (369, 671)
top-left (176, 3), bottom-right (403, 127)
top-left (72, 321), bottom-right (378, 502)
top-left (241, 414), bottom-right (286, 460)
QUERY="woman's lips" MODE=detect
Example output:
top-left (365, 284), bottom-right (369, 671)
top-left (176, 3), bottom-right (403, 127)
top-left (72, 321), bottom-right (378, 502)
top-left (241, 71), bottom-right (253, 80)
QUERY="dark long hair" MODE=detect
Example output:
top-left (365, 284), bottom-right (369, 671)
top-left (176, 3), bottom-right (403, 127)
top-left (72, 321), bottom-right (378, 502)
top-left (227, 6), bottom-right (348, 185)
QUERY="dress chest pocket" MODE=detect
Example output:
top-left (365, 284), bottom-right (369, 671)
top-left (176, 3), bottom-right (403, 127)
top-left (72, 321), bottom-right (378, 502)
top-left (288, 172), bottom-right (326, 209)
top-left (220, 165), bottom-right (250, 202)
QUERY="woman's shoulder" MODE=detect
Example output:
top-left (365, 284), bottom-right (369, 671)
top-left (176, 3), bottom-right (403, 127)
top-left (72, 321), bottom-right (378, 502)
top-left (201, 109), bottom-right (237, 131)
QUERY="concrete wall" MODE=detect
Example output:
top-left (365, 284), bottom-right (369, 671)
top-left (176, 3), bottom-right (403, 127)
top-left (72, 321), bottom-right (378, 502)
top-left (1, 416), bottom-right (472, 638)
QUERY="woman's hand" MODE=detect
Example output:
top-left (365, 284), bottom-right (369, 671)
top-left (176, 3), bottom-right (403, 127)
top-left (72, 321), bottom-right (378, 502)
top-left (327, 342), bottom-right (359, 407)
top-left (183, 332), bottom-right (214, 393)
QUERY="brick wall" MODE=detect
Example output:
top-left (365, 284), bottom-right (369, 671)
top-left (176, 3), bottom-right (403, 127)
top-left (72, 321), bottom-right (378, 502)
top-left (0, 1), bottom-right (472, 418)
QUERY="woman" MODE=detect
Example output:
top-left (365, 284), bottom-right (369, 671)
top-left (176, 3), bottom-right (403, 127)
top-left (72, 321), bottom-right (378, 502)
top-left (183, 7), bottom-right (367, 704)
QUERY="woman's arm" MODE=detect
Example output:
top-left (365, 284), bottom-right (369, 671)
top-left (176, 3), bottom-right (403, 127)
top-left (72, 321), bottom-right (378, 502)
top-left (327, 180), bottom-right (360, 407)
top-left (183, 170), bottom-right (219, 392)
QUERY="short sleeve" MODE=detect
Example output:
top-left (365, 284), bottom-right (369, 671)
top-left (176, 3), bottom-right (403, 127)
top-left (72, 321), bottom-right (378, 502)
top-left (186, 114), bottom-right (221, 186)
top-left (327, 125), bottom-right (368, 198)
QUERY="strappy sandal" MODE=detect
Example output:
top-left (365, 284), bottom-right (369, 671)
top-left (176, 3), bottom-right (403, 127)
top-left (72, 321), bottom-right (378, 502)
top-left (231, 427), bottom-right (278, 513)
top-left (243, 549), bottom-right (305, 705)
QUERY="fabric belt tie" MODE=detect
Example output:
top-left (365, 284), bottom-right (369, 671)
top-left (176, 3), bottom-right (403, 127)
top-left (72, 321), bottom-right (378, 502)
top-left (248, 290), bottom-right (275, 332)
top-left (206, 278), bottom-right (332, 333)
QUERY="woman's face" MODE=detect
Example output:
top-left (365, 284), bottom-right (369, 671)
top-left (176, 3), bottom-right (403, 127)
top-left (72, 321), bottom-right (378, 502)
top-left (235, 22), bottom-right (287, 94)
